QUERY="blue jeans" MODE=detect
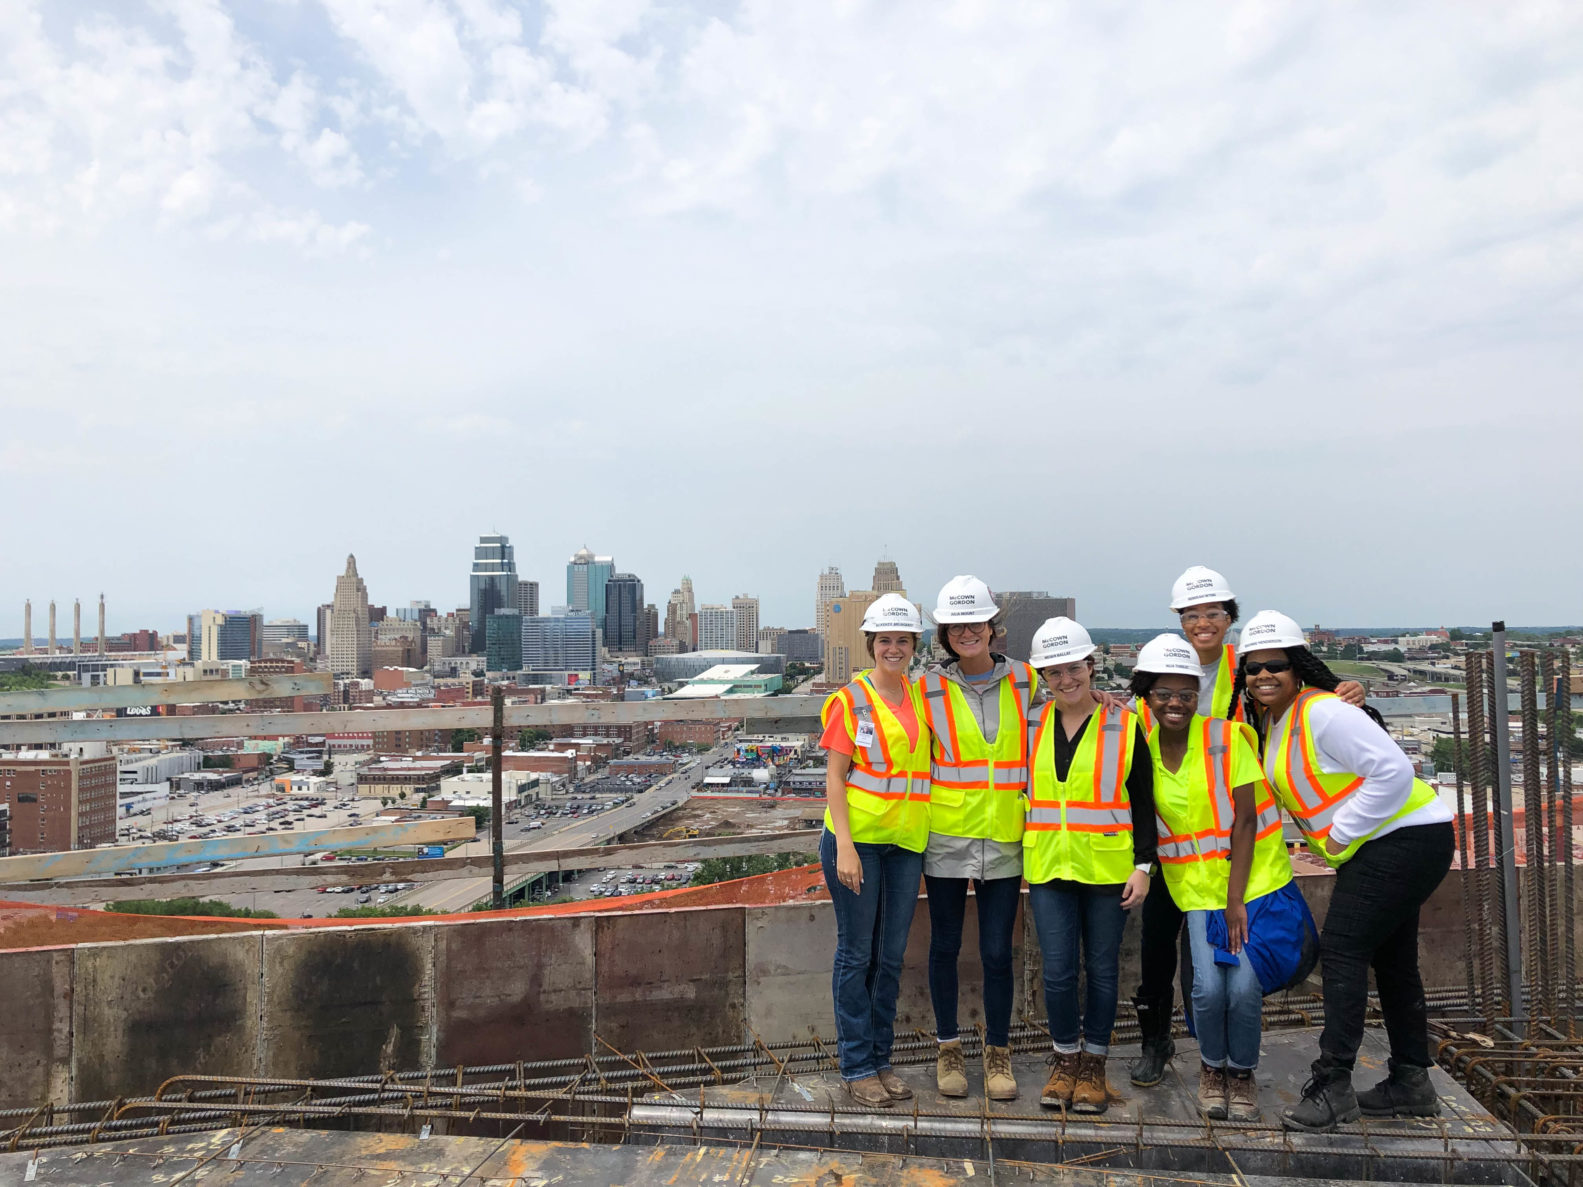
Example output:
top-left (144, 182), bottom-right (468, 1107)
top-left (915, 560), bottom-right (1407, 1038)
top-left (1028, 880), bottom-right (1127, 1055)
top-left (1186, 910), bottom-right (1263, 1070)
top-left (924, 874), bottom-right (1021, 1047)
top-left (820, 829), bottom-right (924, 1081)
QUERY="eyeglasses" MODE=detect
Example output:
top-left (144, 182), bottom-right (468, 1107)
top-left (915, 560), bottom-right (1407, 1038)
top-left (1243, 659), bottom-right (1293, 676)
top-left (1180, 609), bottom-right (1228, 626)
top-left (1041, 662), bottom-right (1089, 682)
top-left (946, 622), bottom-right (989, 636)
top-left (1146, 687), bottom-right (1198, 705)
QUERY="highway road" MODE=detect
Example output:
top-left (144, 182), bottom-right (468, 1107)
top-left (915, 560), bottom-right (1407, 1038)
top-left (398, 751), bottom-right (720, 914)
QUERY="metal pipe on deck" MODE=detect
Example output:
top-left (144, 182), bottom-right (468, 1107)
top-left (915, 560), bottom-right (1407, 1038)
top-left (1490, 622), bottom-right (1527, 1028)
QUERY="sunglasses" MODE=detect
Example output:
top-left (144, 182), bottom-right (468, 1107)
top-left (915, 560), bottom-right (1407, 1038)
top-left (1243, 659), bottom-right (1293, 676)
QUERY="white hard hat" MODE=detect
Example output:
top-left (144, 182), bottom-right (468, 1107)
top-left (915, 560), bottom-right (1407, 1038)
top-left (1029, 617), bottom-right (1095, 669)
top-left (1169, 565), bottom-right (1235, 611)
top-left (861, 593), bottom-right (924, 634)
top-left (1136, 633), bottom-right (1202, 679)
top-left (931, 575), bottom-right (998, 624)
top-left (1240, 610), bottom-right (1306, 652)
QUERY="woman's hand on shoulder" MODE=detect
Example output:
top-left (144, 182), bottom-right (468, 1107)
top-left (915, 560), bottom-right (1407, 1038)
top-left (1336, 680), bottom-right (1366, 707)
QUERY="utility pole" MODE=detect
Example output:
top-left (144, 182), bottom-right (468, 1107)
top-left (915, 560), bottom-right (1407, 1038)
top-left (491, 685), bottom-right (505, 909)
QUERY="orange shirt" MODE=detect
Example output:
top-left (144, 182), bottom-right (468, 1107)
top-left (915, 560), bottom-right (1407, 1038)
top-left (819, 682), bottom-right (921, 755)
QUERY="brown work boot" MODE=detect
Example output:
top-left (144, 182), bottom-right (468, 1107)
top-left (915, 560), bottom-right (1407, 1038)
top-left (1071, 1052), bottom-right (1110, 1114)
top-left (983, 1044), bottom-right (1018, 1101)
top-left (844, 1075), bottom-right (893, 1108)
top-left (1198, 1064), bottom-right (1228, 1120)
top-left (1040, 1052), bottom-right (1080, 1108)
top-left (876, 1067), bottom-right (913, 1100)
top-left (1226, 1071), bottom-right (1259, 1122)
top-left (937, 1040), bottom-right (968, 1098)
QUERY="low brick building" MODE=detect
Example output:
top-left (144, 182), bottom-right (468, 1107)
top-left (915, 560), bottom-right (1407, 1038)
top-left (0, 751), bottom-right (118, 854)
top-left (657, 720), bottom-right (739, 748)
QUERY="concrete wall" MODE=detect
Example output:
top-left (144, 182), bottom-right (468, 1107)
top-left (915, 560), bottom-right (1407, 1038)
top-left (1, 868), bottom-right (1575, 1108)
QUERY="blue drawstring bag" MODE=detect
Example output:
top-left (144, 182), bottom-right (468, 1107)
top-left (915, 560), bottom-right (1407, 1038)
top-left (1202, 881), bottom-right (1319, 996)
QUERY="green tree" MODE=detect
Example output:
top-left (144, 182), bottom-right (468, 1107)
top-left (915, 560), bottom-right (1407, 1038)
top-left (0, 665), bottom-right (53, 692)
top-left (688, 851), bottom-right (814, 887)
top-left (319, 756), bottom-right (335, 777)
top-left (518, 728), bottom-right (552, 748)
top-left (106, 898), bottom-right (280, 919)
top-left (462, 805), bottom-right (490, 830)
top-left (332, 903), bottom-right (439, 918)
top-left (450, 728), bottom-right (481, 751)
top-left (1430, 737), bottom-right (1465, 779)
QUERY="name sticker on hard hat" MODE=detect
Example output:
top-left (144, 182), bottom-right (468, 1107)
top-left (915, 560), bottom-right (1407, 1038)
top-left (855, 720), bottom-right (876, 747)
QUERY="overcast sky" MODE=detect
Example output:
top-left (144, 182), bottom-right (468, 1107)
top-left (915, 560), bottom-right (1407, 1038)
top-left (2, 1), bottom-right (1579, 639)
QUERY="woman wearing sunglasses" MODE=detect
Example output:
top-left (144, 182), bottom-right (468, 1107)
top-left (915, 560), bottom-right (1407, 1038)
top-left (916, 576), bottom-right (1038, 1103)
top-left (1232, 612), bottom-right (1453, 1133)
top-left (1129, 567), bottom-right (1365, 1090)
top-left (1129, 634), bottom-right (1294, 1121)
top-left (1022, 617), bottom-right (1154, 1114)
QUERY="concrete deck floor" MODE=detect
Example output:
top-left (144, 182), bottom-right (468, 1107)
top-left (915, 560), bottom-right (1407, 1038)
top-left (0, 1126), bottom-right (1495, 1187)
top-left (631, 1027), bottom-right (1523, 1184)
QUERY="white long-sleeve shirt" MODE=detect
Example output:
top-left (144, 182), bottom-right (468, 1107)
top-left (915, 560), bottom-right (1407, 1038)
top-left (1263, 696), bottom-right (1452, 847)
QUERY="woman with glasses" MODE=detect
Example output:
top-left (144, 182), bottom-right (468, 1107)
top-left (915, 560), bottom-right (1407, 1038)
top-left (1023, 618), bottom-right (1154, 1114)
top-left (916, 576), bottom-right (1038, 1102)
top-left (1231, 612), bottom-right (1453, 1133)
top-left (1130, 634), bottom-right (1298, 1122)
top-left (1128, 567), bottom-right (1365, 1090)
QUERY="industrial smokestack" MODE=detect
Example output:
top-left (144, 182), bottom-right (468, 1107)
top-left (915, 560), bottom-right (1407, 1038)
top-left (23, 600), bottom-right (31, 655)
top-left (73, 599), bottom-right (81, 655)
top-left (48, 600), bottom-right (56, 655)
top-left (98, 594), bottom-right (106, 655)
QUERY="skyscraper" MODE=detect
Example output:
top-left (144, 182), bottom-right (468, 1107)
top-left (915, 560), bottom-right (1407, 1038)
top-left (566, 548), bottom-right (615, 623)
top-left (522, 612), bottom-right (598, 675)
top-left (665, 576), bottom-right (697, 649)
top-left (486, 609), bottom-right (523, 672)
top-left (469, 534), bottom-right (518, 654)
top-left (516, 580), bottom-right (540, 618)
top-left (696, 605), bottom-right (735, 651)
top-left (996, 592), bottom-right (1078, 665)
top-left (815, 567), bottom-right (846, 636)
top-left (327, 555), bottom-right (372, 678)
top-left (731, 594), bottom-right (760, 653)
top-left (603, 573), bottom-right (645, 655)
top-left (188, 610), bottom-right (263, 662)
top-left (872, 560), bottom-right (903, 594)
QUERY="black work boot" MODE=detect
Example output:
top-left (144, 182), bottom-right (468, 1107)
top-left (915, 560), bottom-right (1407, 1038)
top-left (1128, 996), bottom-right (1175, 1087)
top-left (1282, 1057), bottom-right (1359, 1133)
top-left (1358, 1059), bottom-right (1440, 1117)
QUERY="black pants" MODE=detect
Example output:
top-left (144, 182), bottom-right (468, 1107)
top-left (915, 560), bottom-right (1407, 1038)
top-left (1135, 871), bottom-right (1194, 1025)
top-left (1318, 822), bottom-right (1454, 1070)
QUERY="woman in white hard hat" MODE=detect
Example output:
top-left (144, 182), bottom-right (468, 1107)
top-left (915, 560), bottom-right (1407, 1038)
top-left (916, 575), bottom-right (1037, 1102)
top-left (1023, 617), bottom-right (1154, 1114)
top-left (1130, 634), bottom-right (1305, 1123)
top-left (817, 592), bottom-right (932, 1109)
top-left (1128, 568), bottom-right (1365, 1090)
top-left (1231, 611), bottom-right (1454, 1133)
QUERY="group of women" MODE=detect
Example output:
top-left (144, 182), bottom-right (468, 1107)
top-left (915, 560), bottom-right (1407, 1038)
top-left (818, 568), bottom-right (1455, 1130)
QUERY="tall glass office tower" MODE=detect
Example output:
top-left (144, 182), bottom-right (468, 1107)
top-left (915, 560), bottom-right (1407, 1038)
top-left (566, 547), bottom-right (615, 624)
top-left (469, 533), bottom-right (518, 654)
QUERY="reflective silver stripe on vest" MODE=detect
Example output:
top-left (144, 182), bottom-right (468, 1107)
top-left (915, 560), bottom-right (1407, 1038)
top-left (847, 767), bottom-right (912, 798)
top-left (1026, 804), bottom-right (1131, 829)
top-left (1094, 708), bottom-right (1128, 802)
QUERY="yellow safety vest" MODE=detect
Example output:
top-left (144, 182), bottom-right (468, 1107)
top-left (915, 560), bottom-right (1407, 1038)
top-left (1148, 716), bottom-right (1291, 910)
top-left (916, 662), bottom-right (1034, 844)
top-left (1023, 703), bottom-right (1139, 885)
top-left (821, 673), bottom-right (931, 851)
top-left (1265, 688), bottom-right (1438, 869)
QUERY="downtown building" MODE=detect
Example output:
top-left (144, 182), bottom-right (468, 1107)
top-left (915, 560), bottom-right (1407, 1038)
top-left (468, 534), bottom-right (518, 654)
top-left (0, 750), bottom-right (117, 854)
top-left (521, 612), bottom-right (599, 684)
top-left (326, 555), bottom-right (373, 678)
top-left (566, 548), bottom-right (615, 623)
top-left (603, 573), bottom-right (646, 655)
top-left (186, 610), bottom-right (262, 663)
top-left (995, 591), bottom-right (1078, 665)
top-left (822, 559), bottom-right (911, 685)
